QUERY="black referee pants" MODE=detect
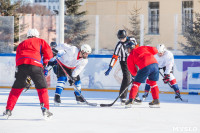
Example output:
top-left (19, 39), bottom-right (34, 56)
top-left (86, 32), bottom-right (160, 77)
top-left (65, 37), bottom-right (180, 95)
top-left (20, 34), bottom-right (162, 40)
top-left (119, 61), bottom-right (131, 99)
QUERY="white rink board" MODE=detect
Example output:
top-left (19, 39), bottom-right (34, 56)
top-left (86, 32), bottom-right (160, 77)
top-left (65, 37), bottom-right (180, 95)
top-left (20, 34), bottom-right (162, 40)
top-left (0, 55), bottom-right (200, 93)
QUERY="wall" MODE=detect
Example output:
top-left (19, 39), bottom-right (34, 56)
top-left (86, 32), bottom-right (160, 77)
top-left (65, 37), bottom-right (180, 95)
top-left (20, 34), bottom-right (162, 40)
top-left (0, 54), bottom-right (200, 94)
top-left (79, 0), bottom-right (200, 51)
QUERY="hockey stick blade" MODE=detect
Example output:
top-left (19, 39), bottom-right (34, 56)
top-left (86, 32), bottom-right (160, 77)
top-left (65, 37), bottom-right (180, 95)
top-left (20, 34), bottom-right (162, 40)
top-left (100, 81), bottom-right (132, 107)
top-left (100, 103), bottom-right (114, 107)
top-left (179, 98), bottom-right (188, 102)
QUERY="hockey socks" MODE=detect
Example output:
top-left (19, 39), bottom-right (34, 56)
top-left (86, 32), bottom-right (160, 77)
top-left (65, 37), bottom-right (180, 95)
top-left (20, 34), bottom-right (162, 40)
top-left (148, 80), bottom-right (159, 100)
top-left (55, 76), bottom-right (67, 95)
top-left (169, 79), bottom-right (180, 93)
top-left (37, 88), bottom-right (49, 110)
top-left (6, 88), bottom-right (23, 111)
top-left (129, 82), bottom-right (141, 99)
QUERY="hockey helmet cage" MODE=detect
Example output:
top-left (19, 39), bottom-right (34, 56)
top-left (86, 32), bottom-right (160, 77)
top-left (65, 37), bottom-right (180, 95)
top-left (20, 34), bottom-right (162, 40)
top-left (27, 29), bottom-right (39, 38)
top-left (157, 44), bottom-right (166, 53)
top-left (50, 42), bottom-right (57, 48)
top-left (81, 44), bottom-right (92, 54)
top-left (117, 30), bottom-right (127, 39)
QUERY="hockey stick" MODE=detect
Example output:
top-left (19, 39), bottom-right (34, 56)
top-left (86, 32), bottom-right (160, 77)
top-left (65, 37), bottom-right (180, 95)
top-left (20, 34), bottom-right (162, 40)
top-left (159, 71), bottom-right (188, 102)
top-left (55, 58), bottom-right (97, 106)
top-left (100, 81), bottom-right (133, 107)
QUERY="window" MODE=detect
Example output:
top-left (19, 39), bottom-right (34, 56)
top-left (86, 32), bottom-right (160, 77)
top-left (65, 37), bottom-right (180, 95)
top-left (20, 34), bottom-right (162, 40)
top-left (148, 2), bottom-right (159, 34)
top-left (182, 1), bottom-right (193, 32)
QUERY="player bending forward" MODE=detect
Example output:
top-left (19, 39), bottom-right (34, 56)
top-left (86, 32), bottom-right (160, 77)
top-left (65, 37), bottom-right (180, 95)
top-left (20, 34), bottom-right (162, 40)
top-left (3, 29), bottom-right (53, 119)
top-left (105, 30), bottom-right (141, 105)
top-left (125, 43), bottom-right (160, 108)
top-left (50, 43), bottom-right (92, 105)
top-left (142, 44), bottom-right (183, 100)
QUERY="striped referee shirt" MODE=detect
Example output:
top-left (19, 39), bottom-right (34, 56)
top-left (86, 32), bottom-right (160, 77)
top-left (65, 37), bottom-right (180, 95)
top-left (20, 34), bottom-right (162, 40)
top-left (109, 37), bottom-right (137, 67)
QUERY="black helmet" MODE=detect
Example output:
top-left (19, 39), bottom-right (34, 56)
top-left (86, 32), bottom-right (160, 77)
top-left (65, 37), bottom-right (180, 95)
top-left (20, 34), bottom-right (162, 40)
top-left (50, 42), bottom-right (57, 48)
top-left (125, 41), bottom-right (136, 49)
top-left (117, 30), bottom-right (127, 39)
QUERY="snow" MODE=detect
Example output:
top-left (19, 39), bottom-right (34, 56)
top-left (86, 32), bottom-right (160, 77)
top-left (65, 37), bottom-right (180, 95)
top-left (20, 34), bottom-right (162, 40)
top-left (0, 89), bottom-right (200, 133)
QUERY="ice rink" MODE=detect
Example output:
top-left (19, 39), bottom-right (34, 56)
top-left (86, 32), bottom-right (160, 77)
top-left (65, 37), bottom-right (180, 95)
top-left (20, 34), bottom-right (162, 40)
top-left (0, 88), bottom-right (200, 133)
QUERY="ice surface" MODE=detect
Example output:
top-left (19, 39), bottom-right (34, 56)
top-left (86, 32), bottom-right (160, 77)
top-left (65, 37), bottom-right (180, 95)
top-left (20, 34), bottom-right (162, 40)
top-left (0, 89), bottom-right (200, 133)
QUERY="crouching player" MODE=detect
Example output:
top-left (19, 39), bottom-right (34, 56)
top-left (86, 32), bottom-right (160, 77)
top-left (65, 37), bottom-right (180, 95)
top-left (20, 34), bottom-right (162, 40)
top-left (125, 43), bottom-right (160, 108)
top-left (142, 44), bottom-right (182, 101)
top-left (51, 43), bottom-right (92, 105)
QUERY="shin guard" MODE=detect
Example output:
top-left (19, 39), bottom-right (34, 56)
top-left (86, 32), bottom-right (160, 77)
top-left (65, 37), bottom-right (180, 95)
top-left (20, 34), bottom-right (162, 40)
top-left (37, 89), bottom-right (49, 110)
top-left (129, 82), bottom-right (141, 99)
top-left (6, 88), bottom-right (23, 110)
top-left (149, 80), bottom-right (159, 100)
top-left (169, 79), bottom-right (180, 93)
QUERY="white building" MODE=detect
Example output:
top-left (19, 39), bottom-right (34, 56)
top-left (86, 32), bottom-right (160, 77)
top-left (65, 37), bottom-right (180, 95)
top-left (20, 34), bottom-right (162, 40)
top-left (34, 0), bottom-right (60, 13)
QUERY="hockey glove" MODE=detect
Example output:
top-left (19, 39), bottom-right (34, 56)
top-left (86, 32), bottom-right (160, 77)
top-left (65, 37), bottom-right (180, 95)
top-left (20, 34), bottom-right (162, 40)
top-left (43, 67), bottom-right (49, 77)
top-left (105, 66), bottom-right (112, 76)
top-left (68, 77), bottom-right (78, 86)
top-left (163, 74), bottom-right (170, 84)
top-left (25, 77), bottom-right (31, 90)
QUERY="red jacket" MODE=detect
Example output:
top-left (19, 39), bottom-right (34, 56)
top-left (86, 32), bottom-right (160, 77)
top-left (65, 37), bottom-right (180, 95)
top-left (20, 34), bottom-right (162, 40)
top-left (127, 46), bottom-right (158, 76)
top-left (16, 38), bottom-right (53, 68)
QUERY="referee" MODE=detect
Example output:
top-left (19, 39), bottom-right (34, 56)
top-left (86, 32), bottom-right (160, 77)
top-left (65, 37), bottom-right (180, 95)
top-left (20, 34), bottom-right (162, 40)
top-left (105, 30), bottom-right (138, 105)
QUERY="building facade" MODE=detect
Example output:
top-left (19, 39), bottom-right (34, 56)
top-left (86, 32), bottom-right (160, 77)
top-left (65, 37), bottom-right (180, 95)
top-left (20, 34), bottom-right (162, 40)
top-left (34, 0), bottom-right (60, 13)
top-left (78, 0), bottom-right (200, 53)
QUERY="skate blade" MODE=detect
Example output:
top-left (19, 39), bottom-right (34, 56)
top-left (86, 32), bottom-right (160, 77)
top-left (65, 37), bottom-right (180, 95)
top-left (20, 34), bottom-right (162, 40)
top-left (44, 115), bottom-right (52, 120)
top-left (121, 102), bottom-right (125, 106)
top-left (3, 114), bottom-right (10, 119)
top-left (77, 101), bottom-right (86, 105)
top-left (54, 102), bottom-right (60, 106)
top-left (125, 104), bottom-right (132, 108)
top-left (149, 104), bottom-right (160, 108)
top-left (142, 98), bottom-right (146, 101)
top-left (133, 102), bottom-right (142, 105)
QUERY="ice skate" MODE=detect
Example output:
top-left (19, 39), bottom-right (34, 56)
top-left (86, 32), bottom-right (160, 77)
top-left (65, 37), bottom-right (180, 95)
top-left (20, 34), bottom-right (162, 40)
top-left (3, 109), bottom-right (12, 119)
top-left (54, 94), bottom-right (61, 106)
top-left (149, 99), bottom-right (160, 108)
top-left (41, 108), bottom-right (53, 120)
top-left (40, 103), bottom-right (53, 120)
top-left (120, 98), bottom-right (126, 106)
top-left (175, 93), bottom-right (182, 100)
top-left (134, 96), bottom-right (142, 105)
top-left (74, 92), bottom-right (86, 104)
top-left (125, 99), bottom-right (134, 108)
top-left (142, 92), bottom-right (149, 101)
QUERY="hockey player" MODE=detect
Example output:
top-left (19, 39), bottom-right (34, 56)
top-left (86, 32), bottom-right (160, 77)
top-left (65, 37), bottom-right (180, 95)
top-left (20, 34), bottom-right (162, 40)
top-left (125, 43), bottom-right (160, 108)
top-left (104, 30), bottom-right (140, 105)
top-left (53, 43), bottom-right (92, 105)
top-left (25, 42), bottom-right (58, 92)
top-left (142, 44), bottom-right (182, 100)
top-left (3, 29), bottom-right (53, 119)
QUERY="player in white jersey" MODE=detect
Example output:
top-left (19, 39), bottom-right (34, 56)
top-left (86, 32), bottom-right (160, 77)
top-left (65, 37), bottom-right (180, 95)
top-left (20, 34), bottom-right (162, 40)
top-left (142, 44), bottom-right (182, 100)
top-left (53, 43), bottom-right (92, 105)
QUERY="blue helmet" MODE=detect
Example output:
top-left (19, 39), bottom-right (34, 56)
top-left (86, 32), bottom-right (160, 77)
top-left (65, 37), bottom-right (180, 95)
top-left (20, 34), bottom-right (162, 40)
top-left (50, 42), bottom-right (57, 48)
top-left (125, 41), bottom-right (136, 49)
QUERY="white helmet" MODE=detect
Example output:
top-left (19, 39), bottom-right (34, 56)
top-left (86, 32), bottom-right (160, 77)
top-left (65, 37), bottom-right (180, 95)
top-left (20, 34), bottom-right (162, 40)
top-left (81, 44), bottom-right (92, 54)
top-left (27, 29), bottom-right (39, 38)
top-left (157, 44), bottom-right (166, 53)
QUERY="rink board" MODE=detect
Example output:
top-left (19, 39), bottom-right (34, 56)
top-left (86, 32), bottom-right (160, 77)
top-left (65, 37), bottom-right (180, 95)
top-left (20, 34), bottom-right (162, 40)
top-left (0, 54), bottom-right (200, 93)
